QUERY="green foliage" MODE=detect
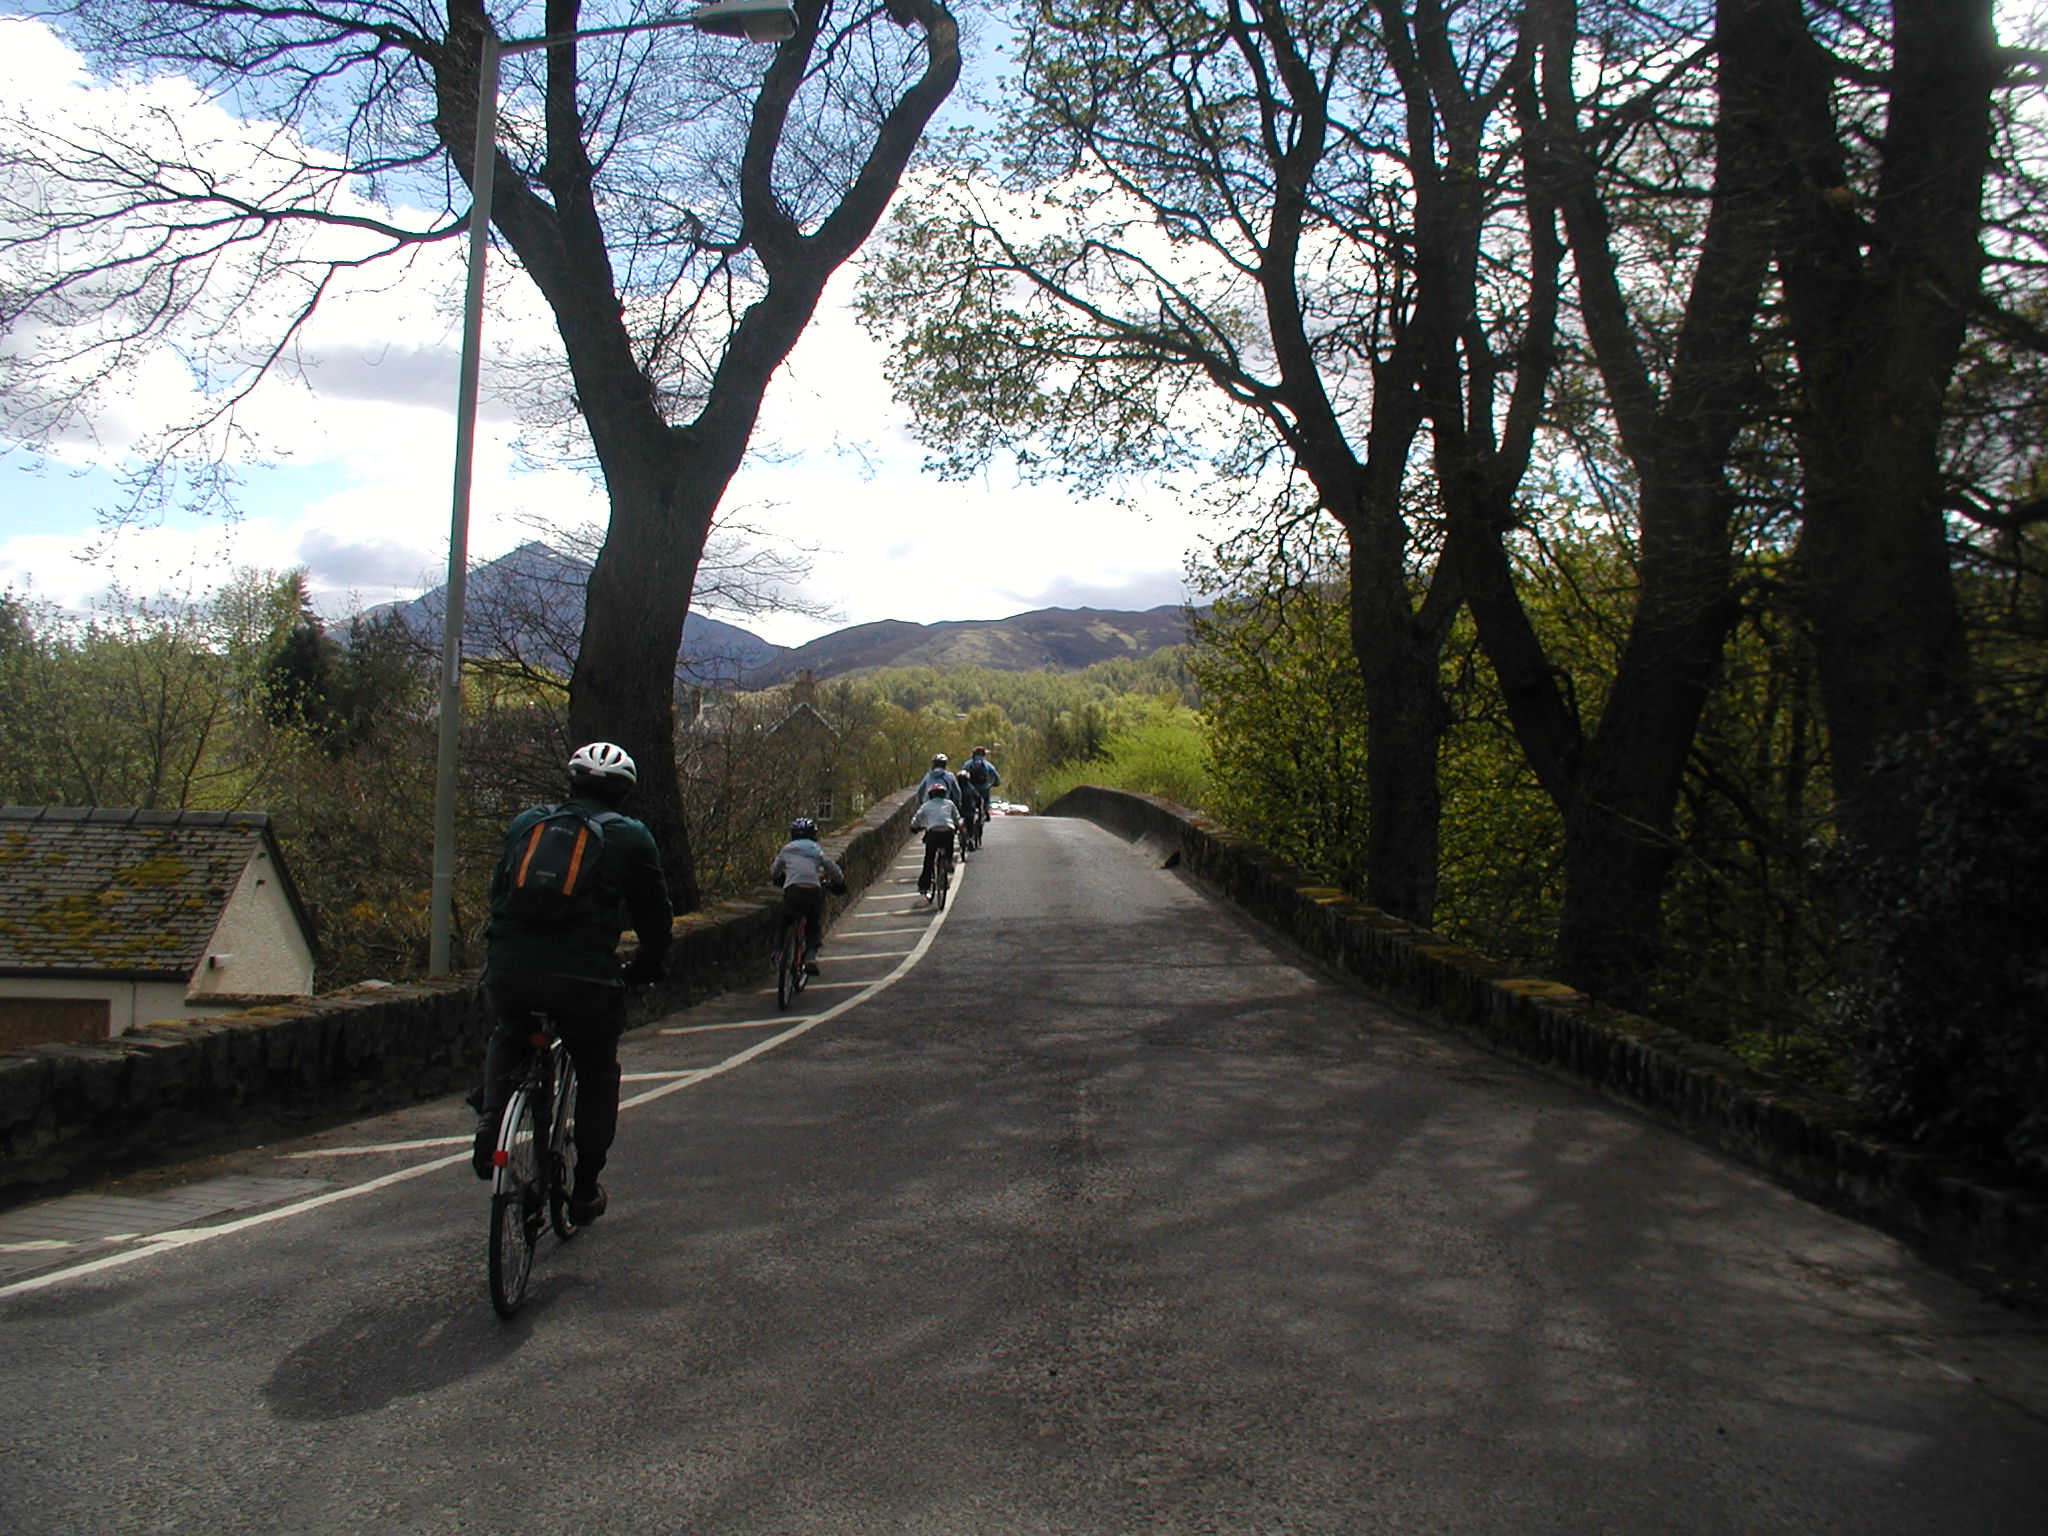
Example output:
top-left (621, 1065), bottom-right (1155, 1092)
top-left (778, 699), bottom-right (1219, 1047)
top-left (1823, 710), bottom-right (2048, 1174)
top-left (1188, 525), bottom-right (1373, 895)
top-left (1034, 698), bottom-right (1211, 808)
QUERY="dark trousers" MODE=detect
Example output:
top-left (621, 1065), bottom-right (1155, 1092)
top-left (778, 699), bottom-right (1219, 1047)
top-left (482, 970), bottom-right (627, 1184)
top-left (919, 827), bottom-right (954, 891)
top-left (778, 882), bottom-right (826, 959)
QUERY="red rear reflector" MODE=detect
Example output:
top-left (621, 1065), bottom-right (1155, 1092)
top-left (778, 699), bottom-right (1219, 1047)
top-left (492, 1149), bottom-right (508, 1166)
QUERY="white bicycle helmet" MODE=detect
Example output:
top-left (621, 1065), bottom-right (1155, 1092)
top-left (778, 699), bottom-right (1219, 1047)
top-left (932, 753), bottom-right (949, 766)
top-left (567, 741), bottom-right (638, 784)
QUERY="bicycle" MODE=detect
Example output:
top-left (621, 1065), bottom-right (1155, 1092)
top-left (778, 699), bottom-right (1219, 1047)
top-left (934, 837), bottom-right (955, 910)
top-left (486, 1018), bottom-right (582, 1318)
top-left (775, 909), bottom-right (811, 1010)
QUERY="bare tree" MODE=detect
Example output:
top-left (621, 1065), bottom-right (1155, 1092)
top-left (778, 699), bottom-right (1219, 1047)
top-left (1, 0), bottom-right (961, 910)
top-left (863, 0), bottom-right (1555, 927)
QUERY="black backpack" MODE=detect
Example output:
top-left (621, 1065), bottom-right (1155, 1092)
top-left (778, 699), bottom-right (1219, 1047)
top-left (499, 805), bottom-right (621, 924)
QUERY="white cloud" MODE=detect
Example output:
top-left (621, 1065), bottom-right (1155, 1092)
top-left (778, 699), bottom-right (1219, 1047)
top-left (0, 16), bottom-right (1220, 650)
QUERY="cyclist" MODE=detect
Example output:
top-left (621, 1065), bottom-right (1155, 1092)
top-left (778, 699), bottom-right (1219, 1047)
top-left (915, 752), bottom-right (961, 806)
top-left (912, 781), bottom-right (962, 899)
top-left (769, 817), bottom-right (847, 974)
top-left (471, 741), bottom-right (671, 1228)
top-left (963, 746), bottom-right (1000, 819)
top-left (954, 771), bottom-right (982, 852)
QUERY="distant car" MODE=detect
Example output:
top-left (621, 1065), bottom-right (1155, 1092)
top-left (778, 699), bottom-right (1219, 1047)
top-left (989, 799), bottom-right (1029, 816)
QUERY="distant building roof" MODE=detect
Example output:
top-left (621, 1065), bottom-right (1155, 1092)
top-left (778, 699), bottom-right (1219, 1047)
top-left (0, 808), bottom-right (315, 980)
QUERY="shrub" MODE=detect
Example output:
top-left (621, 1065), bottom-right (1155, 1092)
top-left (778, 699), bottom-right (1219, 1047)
top-left (1825, 709), bottom-right (2048, 1175)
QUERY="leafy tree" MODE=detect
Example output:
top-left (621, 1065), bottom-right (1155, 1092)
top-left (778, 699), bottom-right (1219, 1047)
top-left (5, 0), bottom-right (963, 906)
top-left (862, 0), bottom-right (1558, 926)
top-left (1033, 697), bottom-right (1209, 808)
top-left (0, 572), bottom-right (307, 810)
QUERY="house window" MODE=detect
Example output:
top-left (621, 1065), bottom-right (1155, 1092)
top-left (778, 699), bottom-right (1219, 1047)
top-left (0, 997), bottom-right (111, 1051)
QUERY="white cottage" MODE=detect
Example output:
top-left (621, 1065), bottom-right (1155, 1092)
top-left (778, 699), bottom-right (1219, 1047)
top-left (0, 807), bottom-right (317, 1051)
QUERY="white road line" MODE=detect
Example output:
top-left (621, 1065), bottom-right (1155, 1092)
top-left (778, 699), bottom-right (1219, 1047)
top-left (2, 858), bottom-right (966, 1300)
top-left (808, 949), bottom-right (913, 961)
top-left (661, 1015), bottom-right (810, 1034)
top-left (657, 1018), bottom-right (796, 1036)
top-left (0, 1152), bottom-right (468, 1298)
top-left (285, 1135), bottom-right (466, 1158)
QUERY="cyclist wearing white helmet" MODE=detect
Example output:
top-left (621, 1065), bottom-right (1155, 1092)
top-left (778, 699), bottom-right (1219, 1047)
top-left (915, 752), bottom-right (961, 807)
top-left (768, 816), bottom-right (848, 974)
top-left (472, 740), bottom-right (672, 1226)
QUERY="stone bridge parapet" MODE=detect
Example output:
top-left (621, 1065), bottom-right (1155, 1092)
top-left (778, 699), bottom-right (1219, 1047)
top-left (0, 787), bottom-right (918, 1202)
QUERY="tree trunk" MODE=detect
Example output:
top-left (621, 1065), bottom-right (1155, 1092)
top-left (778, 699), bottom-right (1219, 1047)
top-left (433, 0), bottom-right (960, 910)
top-left (1350, 586), bottom-right (1448, 926)
top-left (1751, 0), bottom-right (1992, 861)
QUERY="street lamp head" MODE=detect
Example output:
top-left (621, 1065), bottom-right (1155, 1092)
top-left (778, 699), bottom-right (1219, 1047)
top-left (686, 0), bottom-right (798, 42)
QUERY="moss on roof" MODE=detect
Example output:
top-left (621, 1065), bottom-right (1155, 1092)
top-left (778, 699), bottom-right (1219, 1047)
top-left (0, 809), bottom-right (292, 978)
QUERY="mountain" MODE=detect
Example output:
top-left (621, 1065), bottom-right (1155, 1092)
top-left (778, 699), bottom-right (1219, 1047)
top-left (742, 605), bottom-right (1190, 686)
top-left (368, 542), bottom-right (1191, 688)
top-left (369, 542), bottom-right (786, 687)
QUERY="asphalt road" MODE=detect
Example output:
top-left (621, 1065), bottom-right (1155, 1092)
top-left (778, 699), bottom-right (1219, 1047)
top-left (4, 814), bottom-right (2047, 1535)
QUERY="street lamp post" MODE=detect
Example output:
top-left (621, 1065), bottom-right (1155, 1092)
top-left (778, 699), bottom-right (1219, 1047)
top-left (429, 0), bottom-right (796, 974)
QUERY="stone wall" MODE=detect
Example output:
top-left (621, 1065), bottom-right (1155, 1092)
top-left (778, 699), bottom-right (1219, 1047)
top-left (0, 787), bottom-right (918, 1202)
top-left (1045, 784), bottom-right (2048, 1306)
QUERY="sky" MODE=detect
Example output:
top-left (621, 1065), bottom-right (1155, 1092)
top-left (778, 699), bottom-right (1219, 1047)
top-left (0, 12), bottom-right (1215, 649)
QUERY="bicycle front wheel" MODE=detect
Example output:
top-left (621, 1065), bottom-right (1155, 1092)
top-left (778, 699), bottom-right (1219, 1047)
top-left (547, 1052), bottom-right (581, 1241)
top-left (487, 1087), bottom-right (542, 1317)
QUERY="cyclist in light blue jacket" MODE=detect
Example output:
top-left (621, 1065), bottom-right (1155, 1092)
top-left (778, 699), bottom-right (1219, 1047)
top-left (911, 782), bottom-right (961, 899)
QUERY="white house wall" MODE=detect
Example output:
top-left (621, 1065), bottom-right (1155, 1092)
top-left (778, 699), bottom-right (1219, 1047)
top-left (190, 848), bottom-right (315, 1003)
top-left (0, 975), bottom-right (214, 1036)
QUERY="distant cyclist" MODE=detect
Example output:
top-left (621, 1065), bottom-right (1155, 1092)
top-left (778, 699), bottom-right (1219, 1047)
top-left (769, 817), bottom-right (847, 974)
top-left (915, 752), bottom-right (961, 806)
top-left (912, 781), bottom-right (962, 899)
top-left (962, 746), bottom-right (1000, 835)
top-left (472, 742), bottom-right (671, 1228)
top-left (962, 746), bottom-right (1001, 807)
top-left (954, 772), bottom-right (982, 850)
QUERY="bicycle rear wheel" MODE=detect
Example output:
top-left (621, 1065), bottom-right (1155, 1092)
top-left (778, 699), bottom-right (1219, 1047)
top-left (775, 922), bottom-right (799, 1008)
top-left (547, 1052), bottom-right (582, 1241)
top-left (488, 1086), bottom-right (542, 1317)
top-left (937, 850), bottom-right (953, 910)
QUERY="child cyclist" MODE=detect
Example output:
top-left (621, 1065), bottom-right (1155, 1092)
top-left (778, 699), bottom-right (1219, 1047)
top-left (769, 817), bottom-right (847, 974)
top-left (911, 781), bottom-right (961, 899)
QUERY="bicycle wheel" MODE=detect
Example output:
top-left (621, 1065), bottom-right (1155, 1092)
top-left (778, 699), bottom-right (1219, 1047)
top-left (775, 922), bottom-right (799, 1009)
top-left (937, 849), bottom-right (953, 910)
top-left (547, 1051), bottom-right (582, 1241)
top-left (791, 916), bottom-right (811, 996)
top-left (488, 1086), bottom-right (542, 1317)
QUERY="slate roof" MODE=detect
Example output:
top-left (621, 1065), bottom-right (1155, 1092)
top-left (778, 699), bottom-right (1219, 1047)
top-left (0, 808), bottom-right (314, 980)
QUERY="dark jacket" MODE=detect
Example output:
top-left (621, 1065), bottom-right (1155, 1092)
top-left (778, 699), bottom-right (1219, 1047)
top-left (485, 797), bottom-right (672, 984)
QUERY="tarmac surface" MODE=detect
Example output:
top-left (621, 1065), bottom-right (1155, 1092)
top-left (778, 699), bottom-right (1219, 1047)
top-left (4, 814), bottom-right (2047, 1534)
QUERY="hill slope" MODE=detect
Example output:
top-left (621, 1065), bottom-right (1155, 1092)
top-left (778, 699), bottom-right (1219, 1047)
top-left (745, 605), bottom-right (1189, 686)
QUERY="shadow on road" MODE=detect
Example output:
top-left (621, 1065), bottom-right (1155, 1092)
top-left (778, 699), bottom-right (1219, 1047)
top-left (262, 1252), bottom-right (576, 1421)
